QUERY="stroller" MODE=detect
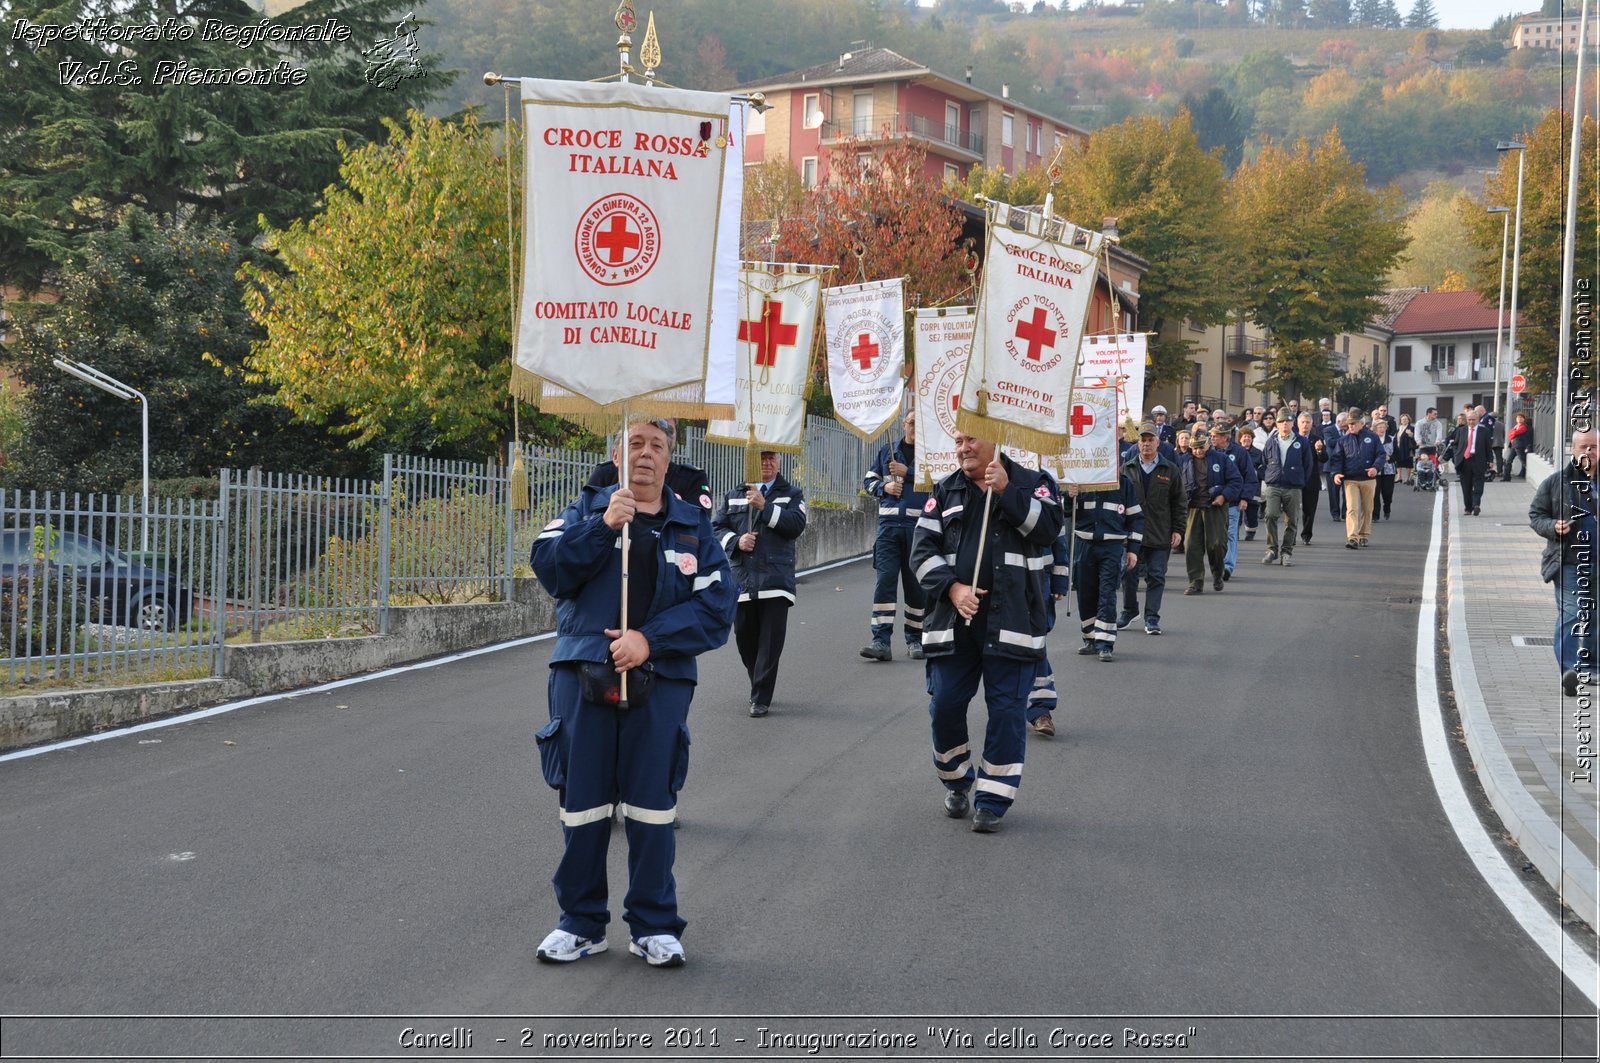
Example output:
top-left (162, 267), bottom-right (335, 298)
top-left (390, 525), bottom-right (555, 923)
top-left (1414, 449), bottom-right (1439, 491)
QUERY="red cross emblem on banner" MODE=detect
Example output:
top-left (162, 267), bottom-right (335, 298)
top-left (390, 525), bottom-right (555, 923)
top-left (1014, 306), bottom-right (1057, 362)
top-left (595, 215), bottom-right (642, 265)
top-left (1070, 405), bottom-right (1096, 435)
top-left (851, 332), bottom-right (880, 371)
top-left (739, 298), bottom-right (799, 368)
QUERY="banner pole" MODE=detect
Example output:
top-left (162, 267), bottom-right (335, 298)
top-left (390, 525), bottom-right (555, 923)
top-left (618, 406), bottom-right (632, 708)
top-left (965, 485), bottom-right (995, 626)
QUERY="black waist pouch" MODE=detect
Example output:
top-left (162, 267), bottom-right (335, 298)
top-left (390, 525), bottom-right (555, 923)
top-left (578, 659), bottom-right (655, 709)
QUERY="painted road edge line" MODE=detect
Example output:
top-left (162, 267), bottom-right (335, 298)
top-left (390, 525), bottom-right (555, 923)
top-left (0, 554), bottom-right (875, 764)
top-left (1419, 486), bottom-right (1599, 1005)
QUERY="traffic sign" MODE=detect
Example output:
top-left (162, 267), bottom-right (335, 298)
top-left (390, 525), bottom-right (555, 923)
top-left (1511, 374), bottom-right (1527, 394)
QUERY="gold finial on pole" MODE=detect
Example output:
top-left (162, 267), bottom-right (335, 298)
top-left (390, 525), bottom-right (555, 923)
top-left (640, 11), bottom-right (661, 83)
top-left (615, 0), bottom-right (636, 82)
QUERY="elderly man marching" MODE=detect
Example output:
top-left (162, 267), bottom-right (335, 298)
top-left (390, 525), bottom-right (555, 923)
top-left (912, 432), bottom-right (1063, 833)
top-left (860, 408), bottom-right (927, 662)
top-left (1068, 461), bottom-right (1144, 662)
top-left (529, 419), bottom-right (737, 968)
top-left (1118, 422), bottom-right (1185, 636)
top-left (1260, 412), bottom-right (1315, 565)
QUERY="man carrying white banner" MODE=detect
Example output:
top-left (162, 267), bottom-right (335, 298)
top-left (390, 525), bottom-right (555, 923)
top-left (824, 278), bottom-right (906, 441)
top-left (706, 265), bottom-right (823, 469)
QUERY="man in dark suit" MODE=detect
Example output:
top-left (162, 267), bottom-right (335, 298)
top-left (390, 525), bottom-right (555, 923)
top-left (1452, 410), bottom-right (1492, 516)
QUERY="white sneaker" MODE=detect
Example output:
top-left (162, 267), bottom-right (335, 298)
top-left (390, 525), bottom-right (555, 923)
top-left (536, 928), bottom-right (607, 963)
top-left (628, 934), bottom-right (686, 967)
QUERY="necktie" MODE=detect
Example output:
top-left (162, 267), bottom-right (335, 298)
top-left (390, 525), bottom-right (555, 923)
top-left (761, 482), bottom-right (770, 496)
top-left (1465, 431), bottom-right (1473, 459)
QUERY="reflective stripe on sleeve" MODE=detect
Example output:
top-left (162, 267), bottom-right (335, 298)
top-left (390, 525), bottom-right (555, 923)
top-left (692, 571), bottom-right (723, 592)
top-left (1018, 497), bottom-right (1042, 536)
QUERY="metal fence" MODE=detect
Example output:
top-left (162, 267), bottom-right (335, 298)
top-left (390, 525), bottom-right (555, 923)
top-left (0, 415), bottom-right (876, 690)
top-left (0, 491), bottom-right (223, 688)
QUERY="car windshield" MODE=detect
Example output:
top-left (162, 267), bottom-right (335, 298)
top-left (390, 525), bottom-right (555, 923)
top-left (0, 529), bottom-right (125, 567)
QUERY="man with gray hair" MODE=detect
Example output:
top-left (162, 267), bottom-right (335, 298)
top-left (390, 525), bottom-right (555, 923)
top-left (1320, 409), bottom-right (1348, 522)
top-left (1329, 410), bottom-right (1383, 548)
top-left (1530, 428), bottom-right (1598, 696)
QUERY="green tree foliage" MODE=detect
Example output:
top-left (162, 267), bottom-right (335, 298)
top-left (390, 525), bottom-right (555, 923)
top-left (1181, 87), bottom-right (1250, 171)
top-left (0, 211), bottom-right (347, 492)
top-left (1390, 181), bottom-right (1480, 290)
top-left (1255, 339), bottom-right (1336, 403)
top-left (242, 112), bottom-right (522, 452)
top-left (1232, 49), bottom-right (1296, 99)
top-left (1229, 131), bottom-right (1408, 386)
top-left (0, 0), bottom-right (447, 293)
top-left (1466, 111), bottom-right (1598, 394)
top-left (1309, 0), bottom-right (1352, 26)
top-left (1334, 360), bottom-right (1389, 412)
top-left (1046, 113), bottom-right (1237, 391)
top-left (1405, 0), bottom-right (1439, 28)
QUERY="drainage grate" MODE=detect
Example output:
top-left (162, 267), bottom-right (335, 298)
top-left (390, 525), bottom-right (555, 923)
top-left (1512, 635), bottom-right (1555, 648)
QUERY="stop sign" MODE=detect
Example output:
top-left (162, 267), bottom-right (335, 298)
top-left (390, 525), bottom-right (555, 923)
top-left (1511, 374), bottom-right (1527, 394)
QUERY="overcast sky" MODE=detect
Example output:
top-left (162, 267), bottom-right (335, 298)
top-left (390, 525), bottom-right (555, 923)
top-left (917, 2), bottom-right (1539, 32)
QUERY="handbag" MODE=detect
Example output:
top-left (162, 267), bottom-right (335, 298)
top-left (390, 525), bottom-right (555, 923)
top-left (577, 658), bottom-right (655, 709)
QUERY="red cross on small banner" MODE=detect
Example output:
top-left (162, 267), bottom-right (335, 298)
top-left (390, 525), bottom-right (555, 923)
top-left (738, 298), bottom-right (799, 368)
top-left (1070, 405), bottom-right (1096, 435)
top-left (1014, 306), bottom-right (1057, 362)
top-left (595, 215), bottom-right (641, 265)
top-left (851, 332), bottom-right (879, 371)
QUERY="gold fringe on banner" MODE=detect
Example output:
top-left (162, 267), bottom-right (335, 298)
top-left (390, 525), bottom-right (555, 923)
top-left (953, 410), bottom-right (1070, 458)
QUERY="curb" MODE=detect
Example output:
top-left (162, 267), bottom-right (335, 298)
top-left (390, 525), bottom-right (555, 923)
top-left (1444, 480), bottom-right (1599, 931)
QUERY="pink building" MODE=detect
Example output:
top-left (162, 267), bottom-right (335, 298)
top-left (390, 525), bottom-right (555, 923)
top-left (737, 47), bottom-right (1089, 188)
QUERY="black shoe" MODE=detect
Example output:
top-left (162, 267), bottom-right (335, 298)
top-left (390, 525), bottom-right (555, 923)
top-left (1213, 574), bottom-right (1224, 591)
top-left (1302, 534), bottom-right (1312, 544)
top-left (1244, 529), bottom-right (1256, 541)
top-left (1116, 612), bottom-right (1135, 630)
top-left (1223, 568), bottom-right (1232, 581)
top-left (971, 808), bottom-right (1001, 833)
top-left (859, 640), bottom-right (891, 662)
top-left (906, 642), bottom-right (925, 660)
top-left (1144, 622), bottom-right (1162, 635)
top-left (1358, 539), bottom-right (1369, 548)
top-left (1097, 646), bottom-right (1114, 662)
top-left (1473, 507), bottom-right (1481, 516)
top-left (1078, 642), bottom-right (1097, 655)
top-left (1185, 583), bottom-right (1201, 595)
top-left (944, 789), bottom-right (970, 818)
top-left (748, 701), bottom-right (769, 718)
top-left (1564, 669), bottom-right (1580, 697)
top-left (1345, 540), bottom-right (1359, 550)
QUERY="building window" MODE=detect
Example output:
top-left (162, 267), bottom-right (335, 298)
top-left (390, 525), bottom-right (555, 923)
top-left (1230, 370), bottom-right (1246, 406)
top-left (945, 102), bottom-right (960, 141)
top-left (1399, 397), bottom-right (1417, 421)
top-left (1002, 113), bottom-right (1013, 148)
top-left (1028, 122), bottom-right (1038, 154)
top-left (1473, 340), bottom-right (1495, 370)
top-left (1188, 318), bottom-right (1206, 333)
top-left (857, 152), bottom-right (872, 174)
top-left (944, 162), bottom-right (959, 182)
top-left (801, 156), bottom-right (818, 189)
top-left (852, 91), bottom-right (874, 136)
top-left (1341, 335), bottom-right (1350, 355)
top-left (1430, 343), bottom-right (1455, 373)
top-left (1394, 344), bottom-right (1412, 372)
top-left (1437, 397), bottom-right (1454, 420)
top-left (1190, 361), bottom-right (1203, 401)
top-left (803, 93), bottom-right (822, 129)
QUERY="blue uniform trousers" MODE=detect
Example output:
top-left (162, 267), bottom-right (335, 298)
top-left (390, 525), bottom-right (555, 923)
top-left (928, 627), bottom-right (1030, 817)
top-left (1027, 599), bottom-right (1058, 723)
top-left (1224, 505), bottom-right (1241, 573)
top-left (1326, 470), bottom-right (1345, 519)
top-left (536, 666), bottom-right (692, 942)
top-left (1120, 546), bottom-right (1171, 627)
top-left (870, 522), bottom-right (925, 645)
top-left (1074, 541), bottom-right (1125, 647)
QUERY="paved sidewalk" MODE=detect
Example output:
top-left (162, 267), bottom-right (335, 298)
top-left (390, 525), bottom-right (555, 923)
top-left (1446, 454), bottom-right (1599, 931)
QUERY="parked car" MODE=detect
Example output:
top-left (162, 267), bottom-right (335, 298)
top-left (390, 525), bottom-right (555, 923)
top-left (0, 529), bottom-right (191, 631)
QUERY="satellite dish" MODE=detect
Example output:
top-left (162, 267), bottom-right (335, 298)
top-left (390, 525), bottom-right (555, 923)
top-left (804, 110), bottom-right (824, 129)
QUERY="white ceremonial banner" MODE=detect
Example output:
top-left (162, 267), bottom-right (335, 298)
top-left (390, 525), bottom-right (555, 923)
top-left (1038, 385), bottom-right (1120, 488)
top-left (957, 201), bottom-right (1104, 454)
top-left (912, 307), bottom-right (975, 488)
top-left (703, 100), bottom-right (746, 412)
top-left (1079, 333), bottom-right (1148, 425)
top-left (513, 78), bottom-right (731, 415)
top-left (824, 278), bottom-right (906, 441)
top-left (705, 266), bottom-right (821, 454)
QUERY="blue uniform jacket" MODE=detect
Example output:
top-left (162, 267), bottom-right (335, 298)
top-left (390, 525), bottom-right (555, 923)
top-left (1225, 441), bottom-right (1259, 499)
top-left (1067, 473), bottom-right (1145, 552)
top-left (1329, 428), bottom-right (1385, 481)
top-left (531, 485), bottom-right (737, 682)
top-left (864, 438), bottom-right (929, 525)
top-left (1261, 431), bottom-right (1315, 489)
top-left (711, 476), bottom-right (808, 603)
top-left (1179, 448), bottom-right (1244, 506)
top-left (911, 454), bottom-right (1064, 662)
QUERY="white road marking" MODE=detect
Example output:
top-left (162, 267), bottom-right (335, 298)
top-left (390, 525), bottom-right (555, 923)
top-left (1418, 488), bottom-right (1599, 1004)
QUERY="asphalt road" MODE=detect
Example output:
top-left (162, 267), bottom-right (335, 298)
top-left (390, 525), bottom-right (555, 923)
top-left (1, 491), bottom-right (1595, 1061)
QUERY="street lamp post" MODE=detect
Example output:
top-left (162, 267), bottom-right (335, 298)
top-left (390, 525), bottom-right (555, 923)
top-left (1495, 140), bottom-right (1526, 430)
top-left (1487, 205), bottom-right (1510, 417)
top-left (52, 358), bottom-right (150, 554)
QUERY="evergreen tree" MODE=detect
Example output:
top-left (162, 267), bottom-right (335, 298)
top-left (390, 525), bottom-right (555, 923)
top-left (1376, 0), bottom-right (1404, 27)
top-left (1405, 0), bottom-right (1438, 28)
top-left (1309, 0), bottom-right (1352, 26)
top-left (0, 0), bottom-right (449, 293)
top-left (1181, 88), bottom-right (1250, 172)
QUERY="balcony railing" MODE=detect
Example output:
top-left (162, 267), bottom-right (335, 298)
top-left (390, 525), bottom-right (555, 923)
top-left (1225, 336), bottom-right (1268, 360)
top-left (1426, 363), bottom-right (1486, 382)
top-left (821, 113), bottom-right (985, 157)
